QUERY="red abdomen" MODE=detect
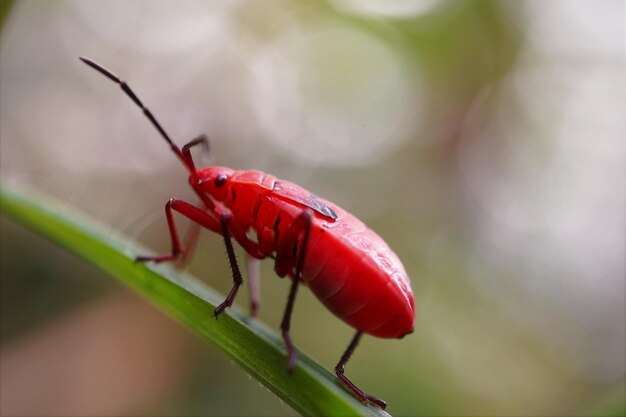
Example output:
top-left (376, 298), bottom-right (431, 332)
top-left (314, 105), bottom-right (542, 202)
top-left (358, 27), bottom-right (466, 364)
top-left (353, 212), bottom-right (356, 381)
top-left (300, 205), bottom-right (414, 339)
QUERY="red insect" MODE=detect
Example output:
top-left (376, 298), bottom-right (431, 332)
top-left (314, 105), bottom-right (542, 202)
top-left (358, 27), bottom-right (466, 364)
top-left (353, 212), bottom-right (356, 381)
top-left (80, 57), bottom-right (414, 409)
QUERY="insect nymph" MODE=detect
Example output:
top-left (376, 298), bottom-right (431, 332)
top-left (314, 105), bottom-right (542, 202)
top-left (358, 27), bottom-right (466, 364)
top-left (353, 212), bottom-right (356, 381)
top-left (80, 57), bottom-right (414, 409)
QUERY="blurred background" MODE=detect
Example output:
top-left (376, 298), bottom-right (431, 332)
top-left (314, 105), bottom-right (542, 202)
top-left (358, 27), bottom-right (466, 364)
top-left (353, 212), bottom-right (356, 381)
top-left (0, 1), bottom-right (624, 416)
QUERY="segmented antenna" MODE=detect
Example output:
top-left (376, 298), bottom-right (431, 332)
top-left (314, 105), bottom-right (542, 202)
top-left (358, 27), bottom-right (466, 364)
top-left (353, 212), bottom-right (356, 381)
top-left (79, 57), bottom-right (189, 167)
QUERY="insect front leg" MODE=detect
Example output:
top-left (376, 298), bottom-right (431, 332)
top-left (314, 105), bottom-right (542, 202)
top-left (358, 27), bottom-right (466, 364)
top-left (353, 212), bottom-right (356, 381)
top-left (137, 199), bottom-right (253, 318)
top-left (174, 200), bottom-right (209, 269)
top-left (174, 219), bottom-right (201, 268)
top-left (274, 209), bottom-right (313, 372)
top-left (136, 198), bottom-right (220, 264)
top-left (335, 331), bottom-right (387, 409)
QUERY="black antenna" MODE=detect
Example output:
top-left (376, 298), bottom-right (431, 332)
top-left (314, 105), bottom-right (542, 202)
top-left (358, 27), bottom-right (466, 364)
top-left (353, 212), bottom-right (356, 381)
top-left (79, 57), bottom-right (190, 168)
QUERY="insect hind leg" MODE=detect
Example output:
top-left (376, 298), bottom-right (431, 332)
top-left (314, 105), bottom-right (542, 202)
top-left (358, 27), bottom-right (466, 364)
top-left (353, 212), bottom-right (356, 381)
top-left (335, 331), bottom-right (387, 409)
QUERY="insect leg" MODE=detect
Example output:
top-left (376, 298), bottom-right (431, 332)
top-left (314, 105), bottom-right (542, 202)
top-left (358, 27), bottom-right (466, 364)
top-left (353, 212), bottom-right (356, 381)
top-left (218, 217), bottom-right (265, 259)
top-left (275, 209), bottom-right (313, 372)
top-left (213, 213), bottom-right (244, 317)
top-left (174, 216), bottom-right (202, 268)
top-left (247, 255), bottom-right (261, 318)
top-left (136, 198), bottom-right (220, 263)
top-left (335, 331), bottom-right (387, 409)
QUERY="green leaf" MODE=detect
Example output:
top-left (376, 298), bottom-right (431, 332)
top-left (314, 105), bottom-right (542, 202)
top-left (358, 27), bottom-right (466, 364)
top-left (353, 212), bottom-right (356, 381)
top-left (0, 184), bottom-right (390, 417)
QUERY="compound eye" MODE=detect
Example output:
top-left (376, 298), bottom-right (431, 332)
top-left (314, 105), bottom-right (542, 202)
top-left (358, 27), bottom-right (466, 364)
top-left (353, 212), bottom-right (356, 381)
top-left (214, 174), bottom-right (227, 187)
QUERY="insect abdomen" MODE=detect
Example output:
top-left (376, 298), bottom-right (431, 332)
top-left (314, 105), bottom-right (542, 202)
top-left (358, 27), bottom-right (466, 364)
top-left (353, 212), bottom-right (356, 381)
top-left (302, 213), bottom-right (415, 339)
